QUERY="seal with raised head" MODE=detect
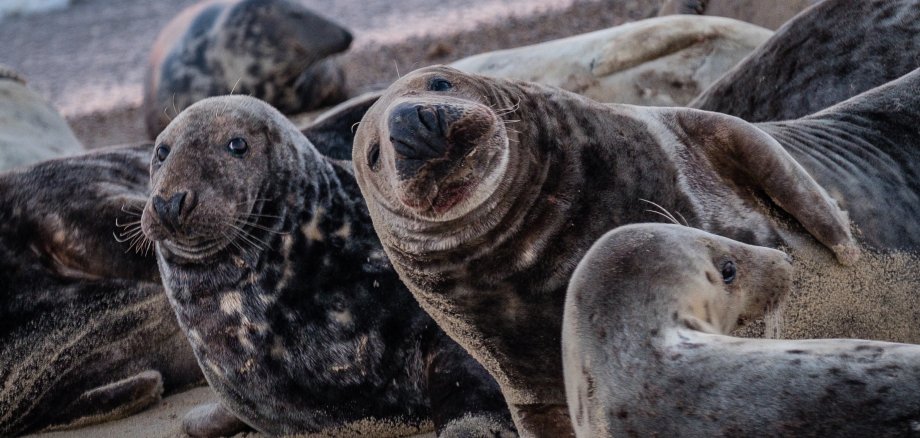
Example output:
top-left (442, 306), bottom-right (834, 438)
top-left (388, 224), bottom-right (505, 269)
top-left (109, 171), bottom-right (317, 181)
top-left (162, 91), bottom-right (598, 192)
top-left (141, 95), bottom-right (515, 436)
top-left (0, 65), bottom-right (83, 171)
top-left (352, 65), bottom-right (859, 436)
top-left (564, 223), bottom-right (920, 436)
top-left (143, 0), bottom-right (353, 138)
top-left (0, 144), bottom-right (202, 436)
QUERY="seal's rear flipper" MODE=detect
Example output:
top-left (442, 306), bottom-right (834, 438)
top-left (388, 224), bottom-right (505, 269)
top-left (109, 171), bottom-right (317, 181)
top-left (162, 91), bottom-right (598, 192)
top-left (302, 91), bottom-right (382, 160)
top-left (42, 370), bottom-right (164, 432)
top-left (183, 401), bottom-right (251, 438)
top-left (661, 108), bottom-right (860, 265)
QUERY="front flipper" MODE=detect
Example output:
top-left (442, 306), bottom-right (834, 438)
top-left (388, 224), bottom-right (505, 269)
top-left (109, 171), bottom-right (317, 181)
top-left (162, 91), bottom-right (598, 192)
top-left (424, 331), bottom-right (517, 437)
top-left (183, 402), bottom-right (250, 438)
top-left (42, 370), bottom-right (163, 431)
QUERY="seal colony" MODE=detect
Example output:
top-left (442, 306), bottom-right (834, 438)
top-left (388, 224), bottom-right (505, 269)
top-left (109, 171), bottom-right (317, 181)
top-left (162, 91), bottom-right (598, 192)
top-left (564, 224), bottom-right (920, 436)
top-left (143, 0), bottom-right (353, 137)
top-left (142, 95), bottom-right (514, 436)
top-left (352, 65), bottom-right (860, 436)
top-left (0, 145), bottom-right (201, 436)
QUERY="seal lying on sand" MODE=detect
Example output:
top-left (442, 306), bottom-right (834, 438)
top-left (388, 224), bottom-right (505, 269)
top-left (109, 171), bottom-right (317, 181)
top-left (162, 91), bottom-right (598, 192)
top-left (352, 66), bottom-right (860, 436)
top-left (450, 15), bottom-right (770, 108)
top-left (142, 96), bottom-right (514, 436)
top-left (564, 223), bottom-right (920, 436)
top-left (143, 0), bottom-right (353, 137)
top-left (657, 0), bottom-right (818, 29)
top-left (0, 144), bottom-right (201, 436)
top-left (0, 66), bottom-right (83, 171)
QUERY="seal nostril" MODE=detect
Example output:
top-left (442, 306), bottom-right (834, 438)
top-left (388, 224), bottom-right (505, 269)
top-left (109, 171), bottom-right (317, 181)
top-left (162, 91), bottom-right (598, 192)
top-left (170, 192), bottom-right (187, 219)
top-left (417, 106), bottom-right (441, 135)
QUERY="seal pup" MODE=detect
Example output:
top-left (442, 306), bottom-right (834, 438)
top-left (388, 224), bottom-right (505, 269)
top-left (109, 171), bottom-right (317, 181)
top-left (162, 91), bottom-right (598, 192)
top-left (657, 0), bottom-right (818, 29)
top-left (691, 0), bottom-right (920, 122)
top-left (450, 15), bottom-right (770, 108)
top-left (564, 223), bottom-right (920, 436)
top-left (0, 144), bottom-right (201, 436)
top-left (143, 0), bottom-right (353, 137)
top-left (352, 65), bottom-right (858, 436)
top-left (0, 65), bottom-right (83, 171)
top-left (142, 95), bottom-right (515, 436)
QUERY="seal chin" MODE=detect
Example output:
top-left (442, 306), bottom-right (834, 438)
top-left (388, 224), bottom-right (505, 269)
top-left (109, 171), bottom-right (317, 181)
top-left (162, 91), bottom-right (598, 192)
top-left (399, 178), bottom-right (476, 217)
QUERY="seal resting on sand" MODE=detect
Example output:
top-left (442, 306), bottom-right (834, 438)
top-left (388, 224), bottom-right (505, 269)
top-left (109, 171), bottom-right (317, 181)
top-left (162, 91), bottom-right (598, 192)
top-left (142, 95), bottom-right (515, 437)
top-left (143, 0), bottom-right (353, 137)
top-left (564, 223), bottom-right (920, 436)
top-left (0, 144), bottom-right (201, 436)
top-left (0, 66), bottom-right (83, 171)
top-left (352, 65), bottom-right (859, 436)
top-left (450, 15), bottom-right (770, 108)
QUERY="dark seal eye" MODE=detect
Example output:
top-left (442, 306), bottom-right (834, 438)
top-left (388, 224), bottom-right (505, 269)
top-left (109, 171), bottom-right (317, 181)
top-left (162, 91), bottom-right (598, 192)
top-left (428, 78), bottom-right (453, 92)
top-left (367, 142), bottom-right (381, 171)
top-left (721, 261), bottom-right (737, 284)
top-left (155, 145), bottom-right (170, 162)
top-left (227, 137), bottom-right (248, 157)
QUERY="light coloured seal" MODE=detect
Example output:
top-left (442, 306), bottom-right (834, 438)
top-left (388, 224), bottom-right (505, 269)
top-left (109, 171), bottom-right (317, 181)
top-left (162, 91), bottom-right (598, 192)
top-left (141, 95), bottom-right (515, 437)
top-left (0, 66), bottom-right (83, 171)
top-left (143, 0), bottom-right (353, 138)
top-left (450, 15), bottom-right (771, 108)
top-left (0, 144), bottom-right (201, 436)
top-left (352, 65), bottom-right (859, 436)
top-left (564, 223), bottom-right (920, 436)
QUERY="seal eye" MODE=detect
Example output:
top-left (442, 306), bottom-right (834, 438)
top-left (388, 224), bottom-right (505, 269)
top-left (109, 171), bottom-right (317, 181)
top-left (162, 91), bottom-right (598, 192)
top-left (155, 145), bottom-right (170, 162)
top-left (367, 142), bottom-right (381, 171)
top-left (227, 137), bottom-right (248, 157)
top-left (721, 261), bottom-right (736, 284)
top-left (429, 78), bottom-right (453, 92)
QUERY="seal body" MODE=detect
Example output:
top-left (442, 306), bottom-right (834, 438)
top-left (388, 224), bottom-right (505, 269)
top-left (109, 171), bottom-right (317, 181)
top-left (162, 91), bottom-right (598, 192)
top-left (142, 96), bottom-right (513, 436)
top-left (0, 145), bottom-right (201, 436)
top-left (564, 224), bottom-right (920, 437)
top-left (450, 16), bottom-right (770, 107)
top-left (0, 67), bottom-right (83, 171)
top-left (143, 0), bottom-right (353, 137)
top-left (352, 66), bottom-right (858, 436)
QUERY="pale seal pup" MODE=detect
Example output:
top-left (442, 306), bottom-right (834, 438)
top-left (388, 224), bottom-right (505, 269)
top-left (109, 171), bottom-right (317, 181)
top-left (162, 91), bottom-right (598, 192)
top-left (0, 144), bottom-right (201, 436)
top-left (143, 0), bottom-right (353, 137)
top-left (450, 15), bottom-right (771, 108)
top-left (657, 0), bottom-right (819, 29)
top-left (141, 96), bottom-right (515, 436)
top-left (352, 66), bottom-right (859, 436)
top-left (564, 223), bottom-right (920, 436)
top-left (0, 66), bottom-right (83, 171)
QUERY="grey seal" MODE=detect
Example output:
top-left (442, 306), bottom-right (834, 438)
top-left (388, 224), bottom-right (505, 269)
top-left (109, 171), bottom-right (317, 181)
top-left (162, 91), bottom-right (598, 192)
top-left (0, 144), bottom-right (201, 436)
top-left (0, 66), bottom-right (83, 171)
top-left (352, 65), bottom-right (859, 436)
top-left (564, 223), bottom-right (920, 436)
top-left (141, 95), bottom-right (515, 436)
top-left (143, 0), bottom-right (353, 138)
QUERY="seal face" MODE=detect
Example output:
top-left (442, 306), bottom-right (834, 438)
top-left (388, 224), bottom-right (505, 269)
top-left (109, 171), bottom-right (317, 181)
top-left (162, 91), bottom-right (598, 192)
top-left (142, 96), bottom-right (513, 436)
top-left (143, 0), bottom-right (353, 137)
top-left (564, 223), bottom-right (920, 436)
top-left (0, 145), bottom-right (201, 436)
top-left (353, 65), bottom-right (857, 436)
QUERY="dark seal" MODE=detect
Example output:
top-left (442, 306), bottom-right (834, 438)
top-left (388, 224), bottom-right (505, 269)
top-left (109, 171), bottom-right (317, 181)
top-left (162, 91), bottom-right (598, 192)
top-left (565, 224), bottom-right (920, 436)
top-left (143, 0), bottom-right (353, 138)
top-left (0, 144), bottom-right (201, 436)
top-left (141, 95), bottom-right (515, 436)
top-left (352, 65), bottom-right (859, 436)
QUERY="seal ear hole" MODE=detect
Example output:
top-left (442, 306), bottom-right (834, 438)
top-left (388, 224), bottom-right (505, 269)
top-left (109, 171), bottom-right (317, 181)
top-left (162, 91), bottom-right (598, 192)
top-left (155, 145), bottom-right (170, 162)
top-left (227, 137), bottom-right (249, 158)
top-left (720, 260), bottom-right (736, 284)
top-left (367, 142), bottom-right (381, 171)
top-left (428, 77), bottom-right (453, 92)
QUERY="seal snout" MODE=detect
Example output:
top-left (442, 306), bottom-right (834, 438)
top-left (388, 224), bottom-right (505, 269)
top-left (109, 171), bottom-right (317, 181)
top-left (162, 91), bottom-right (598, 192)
top-left (152, 191), bottom-right (194, 232)
top-left (388, 102), bottom-right (452, 175)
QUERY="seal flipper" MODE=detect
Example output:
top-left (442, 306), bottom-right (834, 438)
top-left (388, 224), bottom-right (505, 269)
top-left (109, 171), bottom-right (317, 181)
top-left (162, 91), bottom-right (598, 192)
top-left (661, 108), bottom-right (860, 265)
top-left (41, 371), bottom-right (164, 431)
top-left (302, 91), bottom-right (382, 160)
top-left (658, 0), bottom-right (709, 15)
top-left (423, 331), bottom-right (517, 437)
top-left (183, 402), bottom-right (251, 438)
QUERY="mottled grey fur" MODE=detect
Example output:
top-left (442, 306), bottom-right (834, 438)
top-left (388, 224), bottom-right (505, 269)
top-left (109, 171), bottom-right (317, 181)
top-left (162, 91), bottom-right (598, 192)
top-left (0, 145), bottom-right (202, 436)
top-left (143, 0), bottom-right (352, 137)
top-left (564, 224), bottom-right (920, 436)
top-left (353, 66), bottom-right (857, 437)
